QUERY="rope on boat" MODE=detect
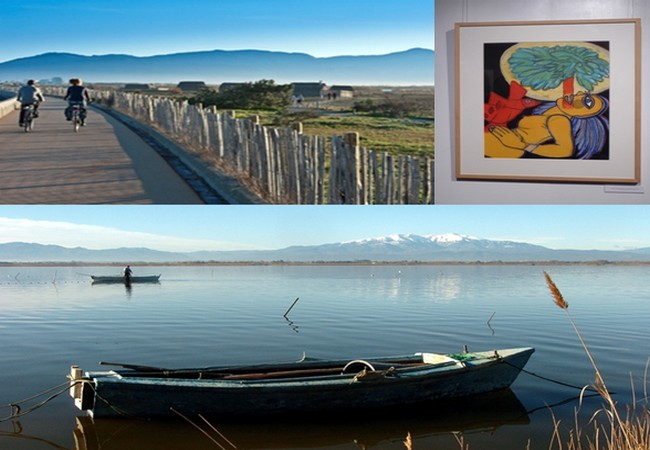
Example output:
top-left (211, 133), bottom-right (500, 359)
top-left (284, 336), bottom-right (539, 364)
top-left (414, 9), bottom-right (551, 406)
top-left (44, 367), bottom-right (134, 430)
top-left (501, 360), bottom-right (614, 394)
top-left (0, 380), bottom-right (77, 422)
top-left (1, 377), bottom-right (138, 421)
top-left (86, 382), bottom-right (140, 419)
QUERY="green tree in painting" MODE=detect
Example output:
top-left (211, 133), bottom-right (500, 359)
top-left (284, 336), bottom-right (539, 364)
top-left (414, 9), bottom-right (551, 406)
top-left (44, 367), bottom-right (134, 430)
top-left (508, 45), bottom-right (609, 97)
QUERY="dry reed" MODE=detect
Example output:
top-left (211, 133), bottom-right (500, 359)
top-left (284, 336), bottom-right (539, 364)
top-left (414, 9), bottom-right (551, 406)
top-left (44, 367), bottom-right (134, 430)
top-left (543, 271), bottom-right (649, 450)
top-left (404, 432), bottom-right (413, 450)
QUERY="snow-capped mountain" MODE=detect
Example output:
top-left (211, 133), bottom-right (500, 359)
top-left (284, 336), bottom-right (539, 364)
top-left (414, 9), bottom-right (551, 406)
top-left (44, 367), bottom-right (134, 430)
top-left (271, 233), bottom-right (553, 261)
top-left (0, 234), bottom-right (648, 263)
top-left (347, 233), bottom-right (533, 249)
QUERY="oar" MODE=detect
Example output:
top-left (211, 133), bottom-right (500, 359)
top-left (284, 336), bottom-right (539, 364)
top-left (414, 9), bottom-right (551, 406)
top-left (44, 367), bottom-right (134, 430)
top-left (99, 361), bottom-right (170, 372)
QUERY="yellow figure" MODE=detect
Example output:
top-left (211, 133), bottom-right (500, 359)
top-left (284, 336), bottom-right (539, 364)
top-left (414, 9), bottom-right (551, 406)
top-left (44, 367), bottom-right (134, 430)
top-left (485, 92), bottom-right (607, 159)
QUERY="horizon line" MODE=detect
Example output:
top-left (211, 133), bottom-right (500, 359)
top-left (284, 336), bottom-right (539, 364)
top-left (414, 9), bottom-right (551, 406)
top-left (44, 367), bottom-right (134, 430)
top-left (2, 260), bottom-right (650, 267)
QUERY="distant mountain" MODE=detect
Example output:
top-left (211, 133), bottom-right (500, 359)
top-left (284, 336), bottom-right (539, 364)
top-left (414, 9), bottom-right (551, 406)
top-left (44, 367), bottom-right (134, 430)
top-left (1, 234), bottom-right (649, 263)
top-left (0, 48), bottom-right (434, 85)
top-left (0, 242), bottom-right (177, 262)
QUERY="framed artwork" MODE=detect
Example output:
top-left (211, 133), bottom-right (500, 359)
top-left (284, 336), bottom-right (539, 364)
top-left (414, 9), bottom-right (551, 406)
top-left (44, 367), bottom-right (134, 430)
top-left (455, 19), bottom-right (640, 183)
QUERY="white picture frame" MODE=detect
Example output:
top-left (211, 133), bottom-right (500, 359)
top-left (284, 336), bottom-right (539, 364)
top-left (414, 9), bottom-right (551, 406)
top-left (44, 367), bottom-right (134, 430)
top-left (455, 19), bottom-right (641, 183)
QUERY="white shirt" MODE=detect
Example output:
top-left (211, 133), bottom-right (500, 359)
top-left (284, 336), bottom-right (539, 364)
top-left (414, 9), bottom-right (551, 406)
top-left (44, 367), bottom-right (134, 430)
top-left (17, 85), bottom-right (44, 104)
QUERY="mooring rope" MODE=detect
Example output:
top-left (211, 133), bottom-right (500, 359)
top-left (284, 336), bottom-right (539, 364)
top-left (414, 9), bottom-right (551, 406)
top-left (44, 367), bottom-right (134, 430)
top-left (502, 359), bottom-right (614, 394)
top-left (0, 380), bottom-right (80, 422)
top-left (86, 382), bottom-right (140, 419)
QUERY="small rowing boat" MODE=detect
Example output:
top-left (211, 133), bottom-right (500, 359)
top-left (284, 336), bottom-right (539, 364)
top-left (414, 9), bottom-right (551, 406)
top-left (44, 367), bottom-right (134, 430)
top-left (69, 347), bottom-right (534, 418)
top-left (90, 275), bottom-right (161, 284)
top-left (72, 389), bottom-right (529, 448)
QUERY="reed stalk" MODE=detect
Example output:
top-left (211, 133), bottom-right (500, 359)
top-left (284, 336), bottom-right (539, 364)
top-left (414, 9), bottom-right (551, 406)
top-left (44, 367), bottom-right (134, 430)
top-left (543, 271), bottom-right (649, 450)
top-left (403, 432), bottom-right (413, 450)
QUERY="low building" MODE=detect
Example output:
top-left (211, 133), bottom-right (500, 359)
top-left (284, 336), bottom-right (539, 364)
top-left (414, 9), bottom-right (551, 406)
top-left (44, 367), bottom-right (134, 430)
top-left (291, 82), bottom-right (328, 98)
top-left (123, 83), bottom-right (152, 92)
top-left (177, 81), bottom-right (207, 92)
top-left (329, 85), bottom-right (355, 98)
top-left (219, 82), bottom-right (246, 92)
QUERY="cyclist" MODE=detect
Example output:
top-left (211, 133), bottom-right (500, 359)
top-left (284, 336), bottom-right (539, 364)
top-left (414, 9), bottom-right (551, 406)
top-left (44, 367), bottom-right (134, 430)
top-left (16, 80), bottom-right (45, 127)
top-left (64, 78), bottom-right (91, 125)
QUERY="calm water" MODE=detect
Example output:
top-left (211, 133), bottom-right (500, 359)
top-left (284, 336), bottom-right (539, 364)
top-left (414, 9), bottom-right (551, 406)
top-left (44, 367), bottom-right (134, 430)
top-left (0, 264), bottom-right (648, 450)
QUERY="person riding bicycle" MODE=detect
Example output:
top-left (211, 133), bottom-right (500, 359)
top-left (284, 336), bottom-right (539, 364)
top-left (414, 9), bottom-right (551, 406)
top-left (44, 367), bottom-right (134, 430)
top-left (64, 78), bottom-right (90, 125)
top-left (16, 80), bottom-right (44, 127)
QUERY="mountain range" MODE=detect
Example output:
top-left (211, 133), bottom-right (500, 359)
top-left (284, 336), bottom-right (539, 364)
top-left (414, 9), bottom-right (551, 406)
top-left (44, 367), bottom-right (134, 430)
top-left (0, 48), bottom-right (434, 85)
top-left (1, 234), bottom-right (649, 263)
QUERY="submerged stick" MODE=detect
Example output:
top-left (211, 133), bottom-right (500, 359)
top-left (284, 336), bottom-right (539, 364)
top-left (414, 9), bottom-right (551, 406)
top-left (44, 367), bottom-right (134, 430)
top-left (283, 297), bottom-right (300, 318)
top-left (199, 414), bottom-right (238, 449)
top-left (170, 408), bottom-right (227, 450)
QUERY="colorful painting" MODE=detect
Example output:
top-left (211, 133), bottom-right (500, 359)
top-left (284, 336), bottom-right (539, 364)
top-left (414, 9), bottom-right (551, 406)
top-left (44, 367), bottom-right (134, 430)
top-left (484, 41), bottom-right (610, 160)
top-left (456, 19), bottom-right (639, 183)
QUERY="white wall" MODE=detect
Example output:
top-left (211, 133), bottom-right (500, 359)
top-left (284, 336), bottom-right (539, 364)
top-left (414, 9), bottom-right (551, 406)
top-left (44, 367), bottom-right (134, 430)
top-left (435, 0), bottom-right (649, 203)
top-left (0, 97), bottom-right (17, 119)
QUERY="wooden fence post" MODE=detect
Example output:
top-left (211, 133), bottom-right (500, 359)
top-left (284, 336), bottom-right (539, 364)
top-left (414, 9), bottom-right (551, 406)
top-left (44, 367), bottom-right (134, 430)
top-left (343, 132), bottom-right (361, 204)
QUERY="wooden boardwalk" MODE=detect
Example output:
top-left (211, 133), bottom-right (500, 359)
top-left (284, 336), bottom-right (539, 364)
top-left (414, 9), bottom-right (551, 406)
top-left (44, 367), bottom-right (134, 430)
top-left (0, 97), bottom-right (204, 204)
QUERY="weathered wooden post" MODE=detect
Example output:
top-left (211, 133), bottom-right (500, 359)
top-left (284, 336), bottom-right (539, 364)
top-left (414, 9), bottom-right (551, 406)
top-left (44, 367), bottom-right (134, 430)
top-left (344, 132), bottom-right (361, 204)
top-left (291, 122), bottom-right (303, 134)
top-left (424, 158), bottom-right (435, 205)
top-left (344, 132), bottom-right (359, 149)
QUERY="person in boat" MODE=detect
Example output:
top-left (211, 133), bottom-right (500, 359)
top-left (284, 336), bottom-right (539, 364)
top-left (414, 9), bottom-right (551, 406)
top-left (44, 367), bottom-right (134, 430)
top-left (123, 265), bottom-right (133, 282)
top-left (16, 80), bottom-right (45, 126)
top-left (63, 78), bottom-right (91, 125)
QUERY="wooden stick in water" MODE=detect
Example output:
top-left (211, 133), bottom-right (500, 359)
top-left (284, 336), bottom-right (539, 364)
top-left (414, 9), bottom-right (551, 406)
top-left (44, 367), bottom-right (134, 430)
top-left (283, 297), bottom-right (300, 318)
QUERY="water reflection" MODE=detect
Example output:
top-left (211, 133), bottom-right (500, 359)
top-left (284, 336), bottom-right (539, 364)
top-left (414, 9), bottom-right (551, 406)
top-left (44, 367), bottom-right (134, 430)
top-left (1, 424), bottom-right (68, 450)
top-left (429, 271), bottom-right (462, 301)
top-left (72, 390), bottom-right (529, 450)
top-left (367, 270), bottom-right (464, 303)
top-left (284, 316), bottom-right (300, 333)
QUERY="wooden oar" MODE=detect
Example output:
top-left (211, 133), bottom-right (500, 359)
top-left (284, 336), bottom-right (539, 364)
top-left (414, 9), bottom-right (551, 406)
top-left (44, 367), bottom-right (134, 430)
top-left (99, 361), bottom-right (170, 372)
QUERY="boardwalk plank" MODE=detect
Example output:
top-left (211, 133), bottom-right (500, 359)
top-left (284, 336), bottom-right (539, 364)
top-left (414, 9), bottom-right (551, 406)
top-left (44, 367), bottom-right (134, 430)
top-left (0, 98), bottom-right (204, 204)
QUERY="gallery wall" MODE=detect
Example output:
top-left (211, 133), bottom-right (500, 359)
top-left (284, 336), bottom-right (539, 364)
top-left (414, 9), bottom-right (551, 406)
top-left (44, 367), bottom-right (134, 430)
top-left (435, 0), bottom-right (649, 203)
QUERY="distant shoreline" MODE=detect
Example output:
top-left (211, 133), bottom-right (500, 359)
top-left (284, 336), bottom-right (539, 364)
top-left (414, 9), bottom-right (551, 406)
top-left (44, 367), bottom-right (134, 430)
top-left (2, 260), bottom-right (649, 267)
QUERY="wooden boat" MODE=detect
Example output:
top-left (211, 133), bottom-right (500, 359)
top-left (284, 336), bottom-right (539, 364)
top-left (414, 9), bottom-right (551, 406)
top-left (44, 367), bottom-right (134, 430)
top-left (69, 347), bottom-right (534, 419)
top-left (90, 275), bottom-right (160, 284)
top-left (72, 389), bottom-right (529, 449)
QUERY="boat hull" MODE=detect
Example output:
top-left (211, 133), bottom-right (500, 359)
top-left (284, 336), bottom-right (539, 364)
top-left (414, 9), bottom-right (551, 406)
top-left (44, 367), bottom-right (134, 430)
top-left (73, 390), bottom-right (529, 449)
top-left (71, 347), bottom-right (534, 418)
top-left (90, 275), bottom-right (160, 284)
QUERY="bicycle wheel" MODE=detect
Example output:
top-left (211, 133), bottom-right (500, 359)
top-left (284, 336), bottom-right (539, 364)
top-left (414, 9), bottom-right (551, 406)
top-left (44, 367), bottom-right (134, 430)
top-left (23, 109), bottom-right (32, 132)
top-left (73, 111), bottom-right (80, 132)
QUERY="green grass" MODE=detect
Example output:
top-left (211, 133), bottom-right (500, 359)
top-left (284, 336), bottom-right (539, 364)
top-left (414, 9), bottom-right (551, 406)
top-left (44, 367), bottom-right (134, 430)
top-left (223, 86), bottom-right (434, 158)
top-left (234, 110), bottom-right (433, 158)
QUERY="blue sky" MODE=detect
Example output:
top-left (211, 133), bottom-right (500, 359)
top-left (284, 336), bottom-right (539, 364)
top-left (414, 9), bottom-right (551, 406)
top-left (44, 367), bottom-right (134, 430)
top-left (0, 205), bottom-right (649, 252)
top-left (1, 1), bottom-right (434, 63)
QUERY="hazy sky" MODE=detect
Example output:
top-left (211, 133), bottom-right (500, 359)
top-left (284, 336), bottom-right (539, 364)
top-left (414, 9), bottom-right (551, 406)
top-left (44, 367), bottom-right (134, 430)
top-left (1, 1), bottom-right (434, 63)
top-left (1, 205), bottom-right (649, 252)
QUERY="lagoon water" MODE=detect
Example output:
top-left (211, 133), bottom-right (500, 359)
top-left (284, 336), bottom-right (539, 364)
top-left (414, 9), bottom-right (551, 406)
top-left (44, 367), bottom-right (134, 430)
top-left (0, 264), bottom-right (648, 449)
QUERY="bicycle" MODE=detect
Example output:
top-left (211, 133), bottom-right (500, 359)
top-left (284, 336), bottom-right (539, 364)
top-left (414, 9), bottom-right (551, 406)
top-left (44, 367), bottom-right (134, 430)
top-left (70, 103), bottom-right (83, 132)
top-left (21, 104), bottom-right (35, 132)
